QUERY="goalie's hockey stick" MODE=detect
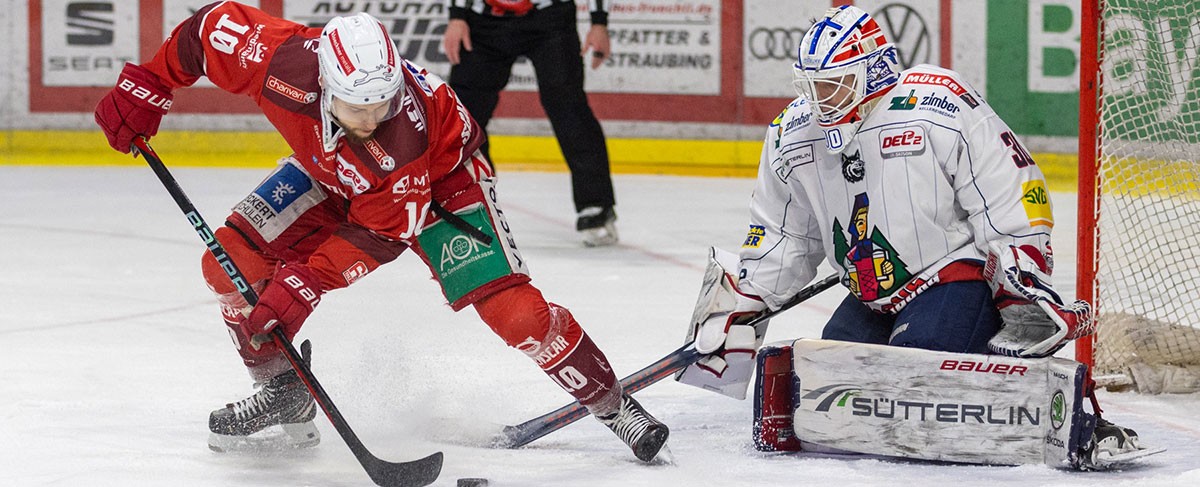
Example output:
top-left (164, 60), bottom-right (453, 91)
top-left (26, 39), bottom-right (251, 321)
top-left (492, 273), bottom-right (840, 449)
top-left (132, 138), bottom-right (442, 487)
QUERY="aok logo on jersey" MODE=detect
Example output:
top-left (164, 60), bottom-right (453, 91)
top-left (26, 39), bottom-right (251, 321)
top-left (880, 127), bottom-right (927, 159)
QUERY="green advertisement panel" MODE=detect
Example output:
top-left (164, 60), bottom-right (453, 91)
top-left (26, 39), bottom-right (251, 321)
top-left (988, 0), bottom-right (1200, 142)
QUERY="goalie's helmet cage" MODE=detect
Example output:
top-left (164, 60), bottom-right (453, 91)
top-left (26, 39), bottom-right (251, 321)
top-left (794, 5), bottom-right (901, 153)
top-left (317, 13), bottom-right (404, 121)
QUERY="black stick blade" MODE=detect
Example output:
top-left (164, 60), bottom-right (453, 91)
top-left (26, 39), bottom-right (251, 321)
top-left (365, 451), bottom-right (444, 487)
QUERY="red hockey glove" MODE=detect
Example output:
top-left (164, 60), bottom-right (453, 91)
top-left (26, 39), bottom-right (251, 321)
top-left (94, 63), bottom-right (174, 153)
top-left (242, 265), bottom-right (323, 349)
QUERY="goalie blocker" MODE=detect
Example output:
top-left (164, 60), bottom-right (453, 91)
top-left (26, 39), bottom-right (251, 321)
top-left (753, 339), bottom-right (1095, 468)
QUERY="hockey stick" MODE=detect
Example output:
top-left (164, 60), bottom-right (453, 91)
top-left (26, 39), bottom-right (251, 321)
top-left (492, 273), bottom-right (840, 449)
top-left (131, 138), bottom-right (442, 487)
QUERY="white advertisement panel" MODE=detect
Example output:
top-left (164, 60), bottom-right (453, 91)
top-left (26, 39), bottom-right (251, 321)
top-left (41, 0), bottom-right (139, 87)
top-left (743, 0), bottom-right (942, 98)
top-left (282, 0), bottom-right (720, 95)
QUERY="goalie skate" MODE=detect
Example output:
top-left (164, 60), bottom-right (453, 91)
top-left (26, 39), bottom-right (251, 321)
top-left (1077, 418), bottom-right (1165, 470)
top-left (208, 369), bottom-right (321, 453)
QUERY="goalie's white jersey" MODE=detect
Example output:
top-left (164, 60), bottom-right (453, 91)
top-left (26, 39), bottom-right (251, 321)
top-left (738, 64), bottom-right (1055, 314)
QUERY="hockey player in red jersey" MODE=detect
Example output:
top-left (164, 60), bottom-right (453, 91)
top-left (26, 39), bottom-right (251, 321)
top-left (92, 2), bottom-right (667, 462)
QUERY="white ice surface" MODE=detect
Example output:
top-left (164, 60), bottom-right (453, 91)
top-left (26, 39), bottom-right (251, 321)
top-left (2, 166), bottom-right (1198, 486)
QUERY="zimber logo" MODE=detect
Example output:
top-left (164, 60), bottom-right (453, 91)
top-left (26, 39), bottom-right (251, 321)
top-left (266, 76), bottom-right (317, 104)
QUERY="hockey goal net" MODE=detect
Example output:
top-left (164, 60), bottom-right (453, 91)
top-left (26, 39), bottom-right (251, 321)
top-left (1076, 0), bottom-right (1200, 393)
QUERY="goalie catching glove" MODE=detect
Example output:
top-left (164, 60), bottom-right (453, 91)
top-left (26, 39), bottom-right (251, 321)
top-left (983, 242), bottom-right (1094, 358)
top-left (676, 247), bottom-right (768, 399)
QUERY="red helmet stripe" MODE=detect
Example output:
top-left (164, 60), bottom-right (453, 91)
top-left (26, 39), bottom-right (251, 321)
top-left (328, 30), bottom-right (355, 76)
top-left (377, 22), bottom-right (395, 67)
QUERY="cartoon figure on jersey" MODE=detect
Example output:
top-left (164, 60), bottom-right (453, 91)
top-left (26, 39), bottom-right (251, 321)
top-left (92, 2), bottom-right (667, 462)
top-left (833, 193), bottom-right (909, 301)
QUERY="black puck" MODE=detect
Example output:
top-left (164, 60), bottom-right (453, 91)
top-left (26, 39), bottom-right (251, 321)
top-left (457, 478), bottom-right (489, 487)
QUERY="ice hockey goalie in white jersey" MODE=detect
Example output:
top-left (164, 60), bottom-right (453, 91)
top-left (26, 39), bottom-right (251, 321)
top-left (676, 5), bottom-right (1153, 469)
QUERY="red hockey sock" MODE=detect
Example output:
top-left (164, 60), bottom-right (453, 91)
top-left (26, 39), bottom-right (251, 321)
top-left (474, 285), bottom-right (621, 411)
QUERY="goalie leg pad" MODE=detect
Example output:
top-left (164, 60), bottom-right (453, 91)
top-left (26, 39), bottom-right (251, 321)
top-left (752, 342), bottom-right (803, 452)
top-left (787, 339), bottom-right (1092, 467)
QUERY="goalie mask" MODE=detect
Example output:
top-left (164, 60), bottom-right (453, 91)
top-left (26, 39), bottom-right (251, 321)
top-left (794, 6), bottom-right (901, 153)
top-left (317, 13), bottom-right (405, 139)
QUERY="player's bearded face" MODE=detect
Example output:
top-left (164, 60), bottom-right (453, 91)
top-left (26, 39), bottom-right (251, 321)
top-left (331, 97), bottom-right (391, 142)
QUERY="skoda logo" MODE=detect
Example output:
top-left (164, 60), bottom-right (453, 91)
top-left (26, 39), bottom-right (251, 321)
top-left (1050, 391), bottom-right (1066, 430)
top-left (748, 27), bottom-right (807, 60)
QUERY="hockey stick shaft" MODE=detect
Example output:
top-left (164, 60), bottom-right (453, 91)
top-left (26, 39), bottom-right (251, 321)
top-left (495, 273), bottom-right (840, 448)
top-left (132, 138), bottom-right (442, 487)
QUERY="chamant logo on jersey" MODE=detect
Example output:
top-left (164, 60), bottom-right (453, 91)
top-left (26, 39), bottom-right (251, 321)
top-left (743, 225), bottom-right (766, 248)
top-left (266, 76), bottom-right (317, 104)
top-left (880, 127), bottom-right (927, 159)
top-left (364, 139), bottom-right (396, 171)
top-left (1021, 179), bottom-right (1054, 228)
top-left (888, 89), bottom-right (918, 110)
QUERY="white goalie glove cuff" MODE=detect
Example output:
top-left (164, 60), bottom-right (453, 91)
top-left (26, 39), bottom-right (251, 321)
top-left (677, 325), bottom-right (760, 399)
top-left (677, 247), bottom-right (768, 399)
top-left (983, 242), bottom-right (1095, 358)
top-left (686, 247), bottom-right (768, 354)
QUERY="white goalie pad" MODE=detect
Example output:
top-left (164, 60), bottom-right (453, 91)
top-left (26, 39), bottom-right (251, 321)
top-left (788, 339), bottom-right (1092, 468)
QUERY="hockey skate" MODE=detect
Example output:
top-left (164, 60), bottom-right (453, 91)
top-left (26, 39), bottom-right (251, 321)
top-left (577, 206), bottom-right (618, 247)
top-left (596, 394), bottom-right (669, 462)
top-left (208, 369), bottom-right (321, 452)
top-left (1077, 418), bottom-right (1164, 469)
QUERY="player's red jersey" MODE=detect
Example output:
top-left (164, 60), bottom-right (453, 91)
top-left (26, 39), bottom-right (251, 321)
top-left (142, 2), bottom-right (486, 290)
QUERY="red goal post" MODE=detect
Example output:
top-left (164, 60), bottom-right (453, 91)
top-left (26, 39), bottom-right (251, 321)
top-left (1075, 0), bottom-right (1200, 393)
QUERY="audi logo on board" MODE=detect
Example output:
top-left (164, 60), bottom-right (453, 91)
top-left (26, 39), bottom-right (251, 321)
top-left (747, 27), bottom-right (807, 60)
top-left (748, 3), bottom-right (933, 68)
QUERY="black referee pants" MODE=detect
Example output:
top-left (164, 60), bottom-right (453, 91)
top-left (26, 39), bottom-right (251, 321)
top-left (449, 2), bottom-right (615, 212)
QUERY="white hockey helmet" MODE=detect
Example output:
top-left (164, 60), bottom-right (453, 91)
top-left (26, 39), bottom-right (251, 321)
top-left (317, 13), bottom-right (404, 122)
top-left (794, 6), bottom-right (901, 153)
